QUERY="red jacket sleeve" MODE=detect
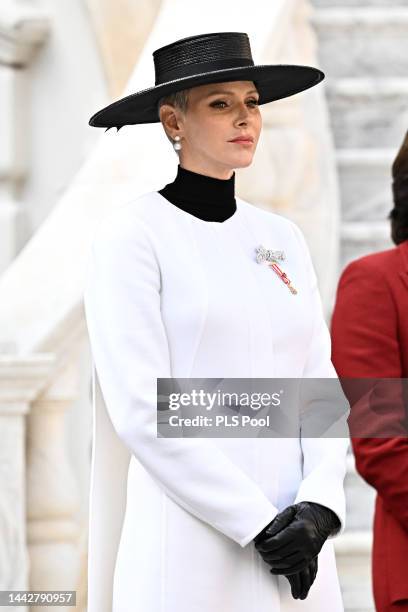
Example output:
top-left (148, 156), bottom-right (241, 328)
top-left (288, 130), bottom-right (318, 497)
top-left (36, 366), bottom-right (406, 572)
top-left (330, 258), bottom-right (408, 531)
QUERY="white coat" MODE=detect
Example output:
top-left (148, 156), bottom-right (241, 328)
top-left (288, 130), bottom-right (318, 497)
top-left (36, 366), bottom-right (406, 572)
top-left (83, 190), bottom-right (350, 612)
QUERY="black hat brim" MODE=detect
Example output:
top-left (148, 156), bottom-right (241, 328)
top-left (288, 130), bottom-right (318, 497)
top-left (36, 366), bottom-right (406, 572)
top-left (88, 64), bottom-right (324, 129)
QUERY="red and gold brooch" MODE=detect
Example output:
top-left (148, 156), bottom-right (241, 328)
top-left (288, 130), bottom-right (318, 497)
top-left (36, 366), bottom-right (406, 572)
top-left (255, 245), bottom-right (298, 295)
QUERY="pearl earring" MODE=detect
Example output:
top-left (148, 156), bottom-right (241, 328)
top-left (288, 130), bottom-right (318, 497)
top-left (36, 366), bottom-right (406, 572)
top-left (173, 135), bottom-right (182, 151)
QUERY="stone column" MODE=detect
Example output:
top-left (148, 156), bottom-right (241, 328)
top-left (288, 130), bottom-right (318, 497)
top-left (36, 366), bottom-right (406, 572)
top-left (0, 354), bottom-right (55, 612)
top-left (27, 358), bottom-right (82, 612)
top-left (0, 1), bottom-right (50, 272)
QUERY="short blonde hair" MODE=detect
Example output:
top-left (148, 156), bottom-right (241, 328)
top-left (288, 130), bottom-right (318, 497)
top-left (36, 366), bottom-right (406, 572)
top-left (157, 88), bottom-right (191, 144)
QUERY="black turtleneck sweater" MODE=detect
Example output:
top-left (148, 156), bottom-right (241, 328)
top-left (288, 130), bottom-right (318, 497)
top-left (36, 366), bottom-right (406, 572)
top-left (158, 164), bottom-right (237, 222)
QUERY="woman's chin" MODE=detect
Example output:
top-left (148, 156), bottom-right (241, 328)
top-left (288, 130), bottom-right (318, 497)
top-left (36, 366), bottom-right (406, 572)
top-left (227, 152), bottom-right (255, 168)
top-left (234, 157), bottom-right (255, 169)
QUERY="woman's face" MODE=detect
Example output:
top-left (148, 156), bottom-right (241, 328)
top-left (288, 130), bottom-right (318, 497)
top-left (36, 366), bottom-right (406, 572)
top-left (161, 80), bottom-right (262, 179)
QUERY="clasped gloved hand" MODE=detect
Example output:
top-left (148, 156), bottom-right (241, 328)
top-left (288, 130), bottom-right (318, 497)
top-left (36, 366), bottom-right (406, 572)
top-left (253, 505), bottom-right (321, 600)
top-left (254, 501), bottom-right (341, 578)
top-left (285, 556), bottom-right (318, 600)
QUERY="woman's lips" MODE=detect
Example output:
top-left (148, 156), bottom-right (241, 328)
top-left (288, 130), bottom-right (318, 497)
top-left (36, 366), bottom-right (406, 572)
top-left (229, 139), bottom-right (253, 144)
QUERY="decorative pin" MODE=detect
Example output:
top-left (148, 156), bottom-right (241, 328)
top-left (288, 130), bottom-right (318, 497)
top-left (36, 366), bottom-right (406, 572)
top-left (254, 245), bottom-right (298, 295)
top-left (255, 244), bottom-right (286, 264)
top-left (269, 262), bottom-right (298, 294)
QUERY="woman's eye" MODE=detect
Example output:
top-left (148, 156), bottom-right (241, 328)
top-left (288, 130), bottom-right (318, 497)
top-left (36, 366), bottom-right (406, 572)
top-left (210, 99), bottom-right (259, 108)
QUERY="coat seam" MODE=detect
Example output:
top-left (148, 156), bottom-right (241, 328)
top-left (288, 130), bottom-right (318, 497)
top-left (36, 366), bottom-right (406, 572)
top-left (185, 216), bottom-right (210, 377)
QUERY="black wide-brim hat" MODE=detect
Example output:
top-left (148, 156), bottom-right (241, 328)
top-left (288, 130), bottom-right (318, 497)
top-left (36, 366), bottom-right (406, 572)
top-left (88, 31), bottom-right (325, 130)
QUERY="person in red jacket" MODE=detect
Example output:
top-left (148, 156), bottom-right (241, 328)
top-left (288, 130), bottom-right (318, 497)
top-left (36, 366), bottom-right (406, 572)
top-left (330, 129), bottom-right (408, 612)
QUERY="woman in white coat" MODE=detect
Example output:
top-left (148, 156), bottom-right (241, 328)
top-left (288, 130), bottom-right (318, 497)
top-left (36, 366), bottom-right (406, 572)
top-left (84, 31), bottom-right (350, 612)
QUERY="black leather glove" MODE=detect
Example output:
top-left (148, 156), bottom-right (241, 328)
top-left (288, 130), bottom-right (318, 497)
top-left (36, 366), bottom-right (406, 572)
top-left (253, 505), bottom-right (296, 546)
top-left (254, 501), bottom-right (341, 575)
top-left (284, 556), bottom-right (318, 599)
top-left (253, 505), bottom-right (319, 600)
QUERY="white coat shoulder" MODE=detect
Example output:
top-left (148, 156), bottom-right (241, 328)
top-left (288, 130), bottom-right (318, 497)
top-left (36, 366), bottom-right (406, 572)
top-left (237, 195), bottom-right (303, 234)
top-left (89, 192), bottom-right (162, 250)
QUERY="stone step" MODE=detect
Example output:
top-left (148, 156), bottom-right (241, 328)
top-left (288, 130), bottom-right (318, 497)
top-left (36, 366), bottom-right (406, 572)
top-left (311, 0), bottom-right (408, 7)
top-left (341, 220), bottom-right (392, 241)
top-left (326, 78), bottom-right (408, 149)
top-left (335, 529), bottom-right (372, 556)
top-left (336, 148), bottom-right (395, 221)
top-left (311, 8), bottom-right (408, 78)
top-left (334, 531), bottom-right (375, 612)
top-left (340, 221), bottom-right (393, 270)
